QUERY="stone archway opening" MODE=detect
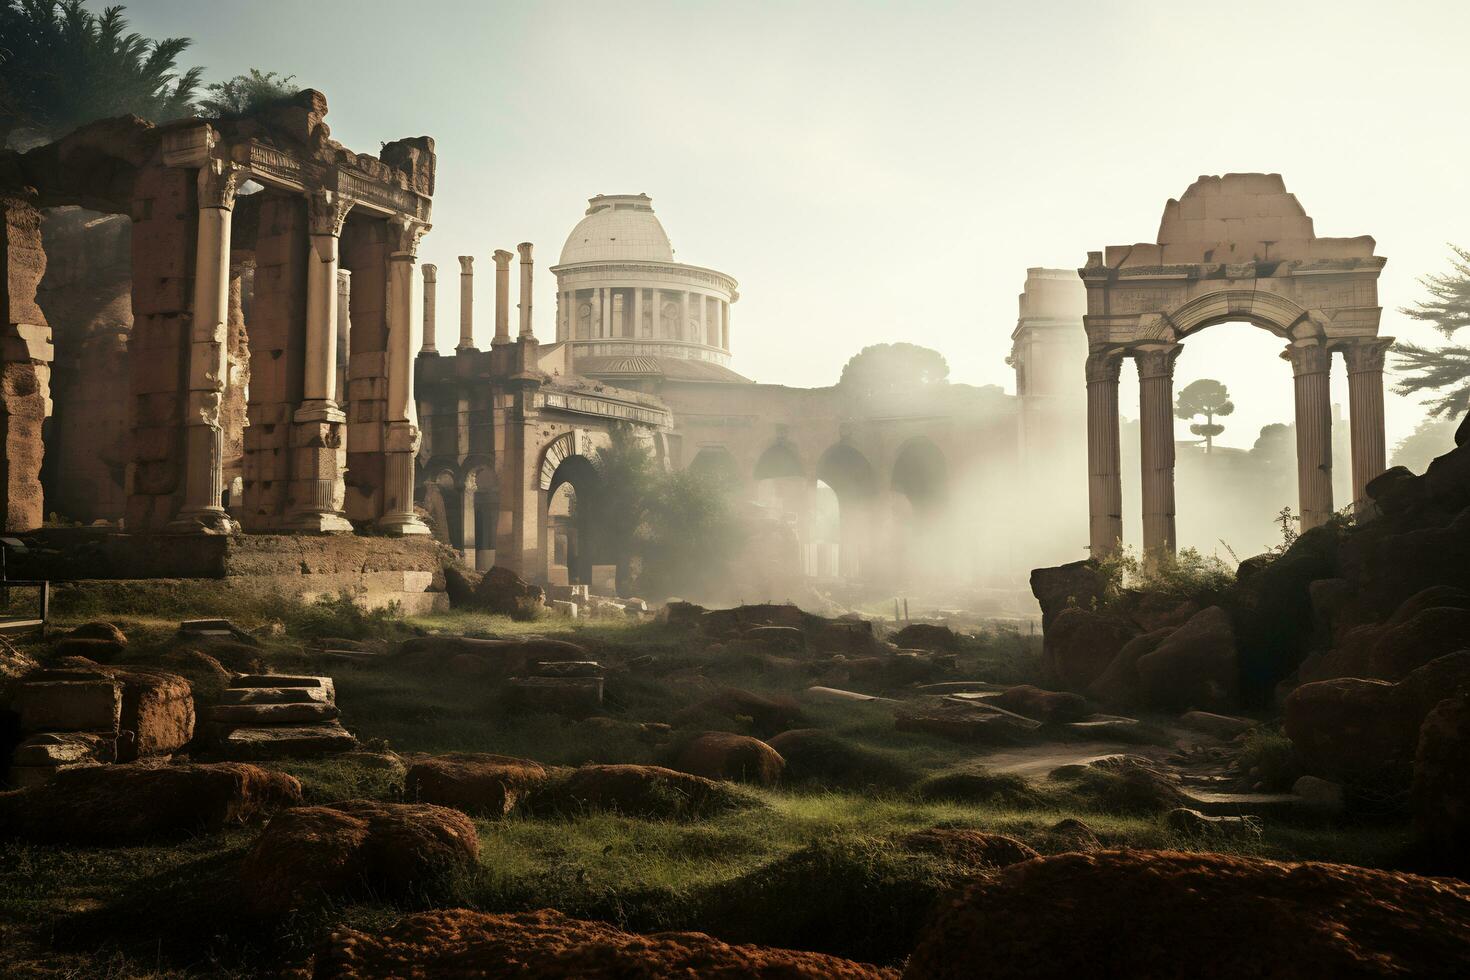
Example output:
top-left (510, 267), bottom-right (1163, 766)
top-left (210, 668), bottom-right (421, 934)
top-left (816, 443), bottom-right (877, 580)
top-left (890, 436), bottom-right (950, 585)
top-left (1081, 173), bottom-right (1389, 559)
top-left (464, 465), bottom-right (497, 571)
top-left (545, 453), bottom-right (602, 586)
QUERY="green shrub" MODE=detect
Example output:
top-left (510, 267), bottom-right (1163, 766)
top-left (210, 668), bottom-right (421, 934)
top-left (1238, 727), bottom-right (1301, 791)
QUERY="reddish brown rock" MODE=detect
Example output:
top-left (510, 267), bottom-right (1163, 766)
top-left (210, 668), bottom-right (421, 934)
top-left (405, 753), bottom-right (548, 816)
top-left (903, 850), bottom-right (1470, 980)
top-left (1041, 608), bottom-right (1136, 694)
top-left (1412, 696), bottom-right (1470, 867)
top-left (240, 800), bottom-right (478, 914)
top-left (1134, 605), bottom-right (1238, 710)
top-left (988, 685), bottom-right (1089, 724)
top-left (551, 764), bottom-right (755, 819)
top-left (1086, 627), bottom-right (1173, 708)
top-left (900, 828), bottom-right (1038, 868)
top-left (675, 732), bottom-right (785, 786)
top-left (310, 908), bottom-right (898, 979)
top-left (0, 762), bottom-right (300, 842)
top-left (472, 565), bottom-right (545, 619)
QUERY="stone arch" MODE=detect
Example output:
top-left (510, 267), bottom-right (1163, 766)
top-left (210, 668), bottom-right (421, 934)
top-left (1080, 173), bottom-right (1390, 556)
top-left (753, 440), bottom-right (804, 481)
top-left (462, 460), bottom-right (497, 571)
top-left (891, 436), bottom-right (948, 513)
top-left (689, 446), bottom-right (740, 486)
top-left (816, 442), bottom-right (877, 579)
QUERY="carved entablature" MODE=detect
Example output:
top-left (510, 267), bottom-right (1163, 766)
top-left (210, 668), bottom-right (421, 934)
top-left (226, 139), bottom-right (433, 226)
top-left (1081, 176), bottom-right (1387, 352)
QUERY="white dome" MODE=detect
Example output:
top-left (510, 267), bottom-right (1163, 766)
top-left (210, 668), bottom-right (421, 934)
top-left (558, 194), bottom-right (674, 265)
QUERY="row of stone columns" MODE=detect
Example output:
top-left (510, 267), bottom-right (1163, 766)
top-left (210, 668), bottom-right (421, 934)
top-left (559, 287), bottom-right (730, 346)
top-left (422, 247), bottom-right (533, 353)
top-left (1085, 336), bottom-right (1391, 558)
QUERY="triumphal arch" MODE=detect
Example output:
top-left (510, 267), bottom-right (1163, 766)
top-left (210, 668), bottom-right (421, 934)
top-left (1079, 173), bottom-right (1390, 557)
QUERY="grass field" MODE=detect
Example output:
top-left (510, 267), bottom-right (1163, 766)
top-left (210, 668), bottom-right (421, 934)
top-left (0, 589), bottom-right (1418, 977)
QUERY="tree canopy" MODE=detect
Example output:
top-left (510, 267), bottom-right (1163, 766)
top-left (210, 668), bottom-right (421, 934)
top-left (837, 343), bottom-right (949, 396)
top-left (1174, 378), bottom-right (1235, 453)
top-left (198, 69), bottom-right (298, 117)
top-left (0, 1), bottom-right (201, 145)
top-left (1389, 415), bottom-right (1458, 474)
top-left (1395, 244), bottom-right (1470, 420)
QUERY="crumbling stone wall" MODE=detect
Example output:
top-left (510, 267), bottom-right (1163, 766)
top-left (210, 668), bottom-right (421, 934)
top-left (241, 194), bottom-right (307, 529)
top-left (37, 208), bottom-right (132, 523)
top-left (125, 165), bottom-right (196, 531)
top-left (0, 193), bottom-right (51, 532)
top-left (342, 217), bottom-right (389, 522)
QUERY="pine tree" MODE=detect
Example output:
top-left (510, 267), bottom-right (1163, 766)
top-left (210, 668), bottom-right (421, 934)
top-left (1174, 378), bottom-right (1235, 453)
top-left (1395, 244), bottom-right (1470, 418)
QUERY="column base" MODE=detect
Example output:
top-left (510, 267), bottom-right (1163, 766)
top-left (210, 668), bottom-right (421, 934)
top-left (286, 510), bottom-right (355, 534)
top-left (377, 511), bottom-right (430, 536)
top-left (164, 507), bottom-right (239, 535)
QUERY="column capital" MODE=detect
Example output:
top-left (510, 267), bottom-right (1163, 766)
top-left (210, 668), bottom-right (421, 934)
top-left (1085, 347), bottom-right (1125, 384)
top-left (1283, 339), bottom-right (1332, 377)
top-left (493, 249), bottom-right (514, 269)
top-left (422, 263), bottom-right (437, 282)
top-left (307, 188), bottom-right (353, 237)
top-left (197, 159), bottom-right (242, 210)
top-left (459, 254), bottom-right (474, 272)
top-left (1133, 343), bottom-right (1182, 380)
top-left (388, 215), bottom-right (428, 259)
top-left (1337, 336), bottom-right (1395, 375)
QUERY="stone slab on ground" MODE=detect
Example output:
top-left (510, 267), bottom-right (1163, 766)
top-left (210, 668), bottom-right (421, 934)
top-left (219, 686), bottom-right (332, 706)
top-left (982, 742), bottom-right (1162, 779)
top-left (805, 686), bottom-right (898, 703)
top-left (231, 674), bottom-right (336, 697)
top-left (1065, 715), bottom-right (1143, 737)
top-left (212, 721), bottom-right (357, 760)
top-left (11, 731), bottom-right (115, 766)
top-left (1177, 787), bottom-right (1306, 819)
top-left (917, 681), bottom-right (1008, 694)
top-left (1178, 710), bottom-right (1258, 739)
top-left (506, 675), bottom-right (604, 713)
top-left (207, 702), bottom-right (341, 725)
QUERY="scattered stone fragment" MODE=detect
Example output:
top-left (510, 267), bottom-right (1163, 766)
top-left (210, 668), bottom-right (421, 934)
top-left (308, 908), bottom-right (898, 979)
top-left (892, 623), bottom-right (959, 652)
top-left (1178, 710), bottom-right (1257, 739)
top-left (405, 753), bottom-right (547, 816)
top-left (903, 850), bottom-right (1470, 979)
top-left (896, 697), bottom-right (1041, 744)
top-left (240, 800), bottom-right (479, 914)
top-left (676, 732), bottom-right (785, 786)
top-left (548, 764), bottom-right (758, 819)
top-left (213, 721), bottom-right (357, 760)
top-left (0, 762), bottom-right (301, 843)
top-left (506, 675), bottom-right (604, 714)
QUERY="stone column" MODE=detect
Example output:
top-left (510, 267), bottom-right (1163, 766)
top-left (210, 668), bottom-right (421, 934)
top-left (0, 193), bottom-right (51, 533)
top-left (518, 242), bottom-right (534, 338)
top-left (600, 287), bottom-right (611, 339)
top-left (457, 255), bottom-right (474, 350)
top-left (288, 188), bottom-right (353, 532)
top-left (1085, 347), bottom-right (1124, 557)
top-left (492, 249), bottom-right (512, 346)
top-left (651, 290), bottom-right (662, 338)
top-left (681, 291), bottom-right (691, 342)
top-left (335, 270), bottom-right (351, 408)
top-left (379, 216), bottom-right (430, 535)
top-left (1341, 337), bottom-right (1394, 516)
top-left (633, 287), bottom-right (644, 341)
top-left (168, 161), bottom-right (241, 533)
top-left (420, 263), bottom-right (437, 353)
top-left (1287, 340), bottom-right (1335, 530)
top-left (1135, 344), bottom-right (1181, 557)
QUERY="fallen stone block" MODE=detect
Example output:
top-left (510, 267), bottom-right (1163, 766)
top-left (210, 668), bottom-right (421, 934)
top-left (505, 675), bottom-right (604, 714)
top-left (1179, 710), bottom-right (1257, 739)
top-left (220, 686), bottom-right (332, 706)
top-left (208, 702), bottom-right (340, 725)
top-left (212, 721), bottom-right (357, 760)
top-left (11, 731), bottom-right (115, 766)
top-left (14, 679), bottom-right (121, 733)
top-left (405, 753), bottom-right (548, 816)
top-left (231, 674), bottom-right (336, 698)
top-left (0, 762), bottom-right (302, 843)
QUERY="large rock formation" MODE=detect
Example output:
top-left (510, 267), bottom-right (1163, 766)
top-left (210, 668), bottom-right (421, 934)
top-left (308, 908), bottom-right (897, 979)
top-left (903, 850), bottom-right (1470, 979)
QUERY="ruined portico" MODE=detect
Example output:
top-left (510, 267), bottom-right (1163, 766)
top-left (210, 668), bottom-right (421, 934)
top-left (1079, 174), bottom-right (1390, 558)
top-left (0, 91), bottom-right (436, 539)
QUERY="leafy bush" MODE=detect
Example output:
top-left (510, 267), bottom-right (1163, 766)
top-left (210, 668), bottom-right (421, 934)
top-left (1098, 545), bottom-right (1234, 603)
top-left (279, 589), bottom-right (404, 641)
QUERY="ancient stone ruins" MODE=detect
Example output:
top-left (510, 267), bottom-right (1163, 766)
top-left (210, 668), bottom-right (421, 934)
top-left (1, 87), bottom-right (1467, 980)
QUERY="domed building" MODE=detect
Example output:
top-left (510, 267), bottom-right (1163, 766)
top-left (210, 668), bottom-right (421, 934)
top-left (550, 194), bottom-right (746, 386)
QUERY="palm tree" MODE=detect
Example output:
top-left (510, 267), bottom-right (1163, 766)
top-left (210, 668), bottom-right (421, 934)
top-left (0, 1), bottom-right (201, 147)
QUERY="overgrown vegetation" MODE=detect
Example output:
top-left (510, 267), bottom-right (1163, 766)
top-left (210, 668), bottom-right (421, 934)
top-left (0, 0), bottom-right (201, 145)
top-left (198, 68), bottom-right (298, 117)
top-left (1097, 544), bottom-right (1235, 602)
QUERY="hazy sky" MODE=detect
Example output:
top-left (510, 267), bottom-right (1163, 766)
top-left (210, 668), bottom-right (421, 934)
top-left (124, 0), bottom-right (1470, 451)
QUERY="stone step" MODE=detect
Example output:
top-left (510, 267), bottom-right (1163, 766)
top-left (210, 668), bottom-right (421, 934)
top-left (11, 731), bottom-right (116, 766)
top-left (212, 721), bottom-right (358, 760)
top-left (219, 686), bottom-right (331, 706)
top-left (208, 702), bottom-right (340, 725)
top-left (1177, 787), bottom-right (1307, 819)
top-left (231, 675), bottom-right (335, 698)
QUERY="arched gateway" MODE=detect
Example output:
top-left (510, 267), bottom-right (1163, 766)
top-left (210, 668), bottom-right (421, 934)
top-left (1080, 173), bottom-right (1391, 557)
